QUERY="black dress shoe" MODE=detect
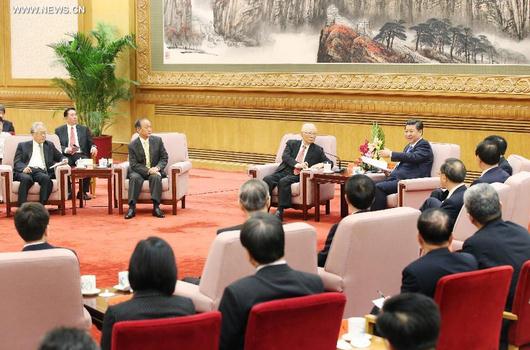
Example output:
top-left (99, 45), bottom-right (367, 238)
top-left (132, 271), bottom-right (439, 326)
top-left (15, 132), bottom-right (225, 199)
top-left (77, 192), bottom-right (92, 200)
top-left (152, 207), bottom-right (165, 218)
top-left (124, 208), bottom-right (136, 219)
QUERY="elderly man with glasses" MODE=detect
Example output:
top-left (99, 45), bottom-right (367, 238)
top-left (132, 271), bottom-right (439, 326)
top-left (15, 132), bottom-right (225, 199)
top-left (263, 123), bottom-right (331, 221)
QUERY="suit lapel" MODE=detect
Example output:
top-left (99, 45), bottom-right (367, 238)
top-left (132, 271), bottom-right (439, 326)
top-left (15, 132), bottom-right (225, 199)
top-left (136, 138), bottom-right (146, 162)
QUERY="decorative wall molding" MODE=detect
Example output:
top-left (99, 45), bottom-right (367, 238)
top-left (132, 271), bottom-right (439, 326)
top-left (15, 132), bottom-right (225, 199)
top-left (136, 0), bottom-right (530, 98)
top-left (0, 87), bottom-right (69, 103)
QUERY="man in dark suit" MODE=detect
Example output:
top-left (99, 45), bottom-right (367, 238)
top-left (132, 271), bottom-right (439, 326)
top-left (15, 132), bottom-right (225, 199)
top-left (372, 119), bottom-right (434, 211)
top-left (471, 140), bottom-right (510, 185)
top-left (461, 183), bottom-right (530, 310)
top-left (217, 179), bottom-right (270, 235)
top-left (125, 118), bottom-right (168, 219)
top-left (318, 174), bottom-right (375, 267)
top-left (263, 123), bottom-right (331, 221)
top-left (0, 104), bottom-right (15, 134)
top-left (420, 158), bottom-right (467, 229)
top-left (401, 208), bottom-right (477, 298)
top-left (484, 135), bottom-right (512, 176)
top-left (55, 107), bottom-right (97, 200)
top-left (13, 122), bottom-right (66, 207)
top-left (218, 213), bottom-right (324, 350)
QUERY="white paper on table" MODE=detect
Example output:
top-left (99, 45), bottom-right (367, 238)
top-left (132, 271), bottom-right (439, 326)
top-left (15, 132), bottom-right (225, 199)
top-left (49, 161), bottom-right (67, 169)
top-left (361, 156), bottom-right (390, 172)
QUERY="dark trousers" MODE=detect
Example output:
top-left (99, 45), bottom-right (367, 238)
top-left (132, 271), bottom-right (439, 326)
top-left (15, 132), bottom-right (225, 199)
top-left (14, 169), bottom-right (54, 206)
top-left (66, 153), bottom-right (90, 194)
top-left (263, 169), bottom-right (300, 209)
top-left (371, 178), bottom-right (399, 211)
top-left (128, 171), bottom-right (163, 207)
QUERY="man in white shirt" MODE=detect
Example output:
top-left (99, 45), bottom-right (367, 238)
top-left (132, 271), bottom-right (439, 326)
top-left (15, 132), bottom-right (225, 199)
top-left (55, 107), bottom-right (97, 200)
top-left (13, 122), bottom-right (65, 206)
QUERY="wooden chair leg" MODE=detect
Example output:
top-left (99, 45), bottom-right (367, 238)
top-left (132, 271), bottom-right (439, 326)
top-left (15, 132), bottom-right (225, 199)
top-left (325, 200), bottom-right (330, 214)
top-left (172, 201), bottom-right (177, 215)
top-left (6, 203), bottom-right (11, 217)
top-left (181, 196), bottom-right (186, 209)
top-left (303, 206), bottom-right (308, 220)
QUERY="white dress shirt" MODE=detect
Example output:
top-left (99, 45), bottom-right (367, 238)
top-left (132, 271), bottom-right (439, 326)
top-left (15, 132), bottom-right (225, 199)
top-left (28, 141), bottom-right (46, 169)
top-left (445, 183), bottom-right (466, 201)
top-left (256, 259), bottom-right (287, 272)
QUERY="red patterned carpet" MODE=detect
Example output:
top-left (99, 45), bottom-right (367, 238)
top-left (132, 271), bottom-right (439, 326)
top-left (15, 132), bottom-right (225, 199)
top-left (0, 168), bottom-right (340, 287)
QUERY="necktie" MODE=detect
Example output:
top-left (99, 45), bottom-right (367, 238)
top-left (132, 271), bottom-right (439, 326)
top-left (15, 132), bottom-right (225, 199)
top-left (39, 143), bottom-right (46, 170)
top-left (143, 140), bottom-right (151, 168)
top-left (406, 145), bottom-right (413, 153)
top-left (69, 126), bottom-right (76, 148)
top-left (293, 144), bottom-right (306, 175)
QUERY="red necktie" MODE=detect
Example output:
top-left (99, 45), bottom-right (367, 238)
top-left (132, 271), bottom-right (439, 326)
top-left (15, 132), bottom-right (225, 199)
top-left (293, 144), bottom-right (306, 175)
top-left (69, 126), bottom-right (76, 149)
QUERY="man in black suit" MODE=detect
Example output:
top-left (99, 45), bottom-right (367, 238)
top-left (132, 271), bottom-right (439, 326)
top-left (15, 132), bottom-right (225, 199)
top-left (125, 118), bottom-right (168, 219)
top-left (484, 135), bottom-right (512, 175)
top-left (263, 123), bottom-right (331, 221)
top-left (376, 293), bottom-right (440, 350)
top-left (419, 158), bottom-right (467, 229)
top-left (218, 213), bottom-right (324, 350)
top-left (0, 104), bottom-right (15, 134)
top-left (13, 122), bottom-right (66, 207)
top-left (217, 179), bottom-right (270, 235)
top-left (401, 208), bottom-right (477, 298)
top-left (372, 119), bottom-right (433, 211)
top-left (462, 183), bottom-right (530, 310)
top-left (318, 174), bottom-right (375, 267)
top-left (55, 107), bottom-right (97, 200)
top-left (471, 140), bottom-right (510, 185)
top-left (15, 202), bottom-right (56, 251)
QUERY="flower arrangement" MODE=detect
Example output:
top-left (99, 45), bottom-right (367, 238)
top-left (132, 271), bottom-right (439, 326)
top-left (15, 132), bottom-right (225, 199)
top-left (357, 122), bottom-right (385, 171)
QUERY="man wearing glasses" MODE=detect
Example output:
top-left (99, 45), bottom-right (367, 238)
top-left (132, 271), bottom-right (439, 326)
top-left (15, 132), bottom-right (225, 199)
top-left (263, 123), bottom-right (331, 221)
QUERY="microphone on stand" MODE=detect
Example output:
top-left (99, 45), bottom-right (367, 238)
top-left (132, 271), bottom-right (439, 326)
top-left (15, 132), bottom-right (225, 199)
top-left (324, 151), bottom-right (346, 173)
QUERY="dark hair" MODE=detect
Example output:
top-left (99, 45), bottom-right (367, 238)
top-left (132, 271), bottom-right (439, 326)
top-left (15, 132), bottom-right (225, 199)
top-left (14, 202), bottom-right (50, 242)
top-left (440, 158), bottom-right (466, 183)
top-left (405, 119), bottom-right (424, 132)
top-left (376, 293), bottom-right (440, 350)
top-left (484, 135), bottom-right (508, 155)
top-left (134, 118), bottom-right (150, 130)
top-left (38, 327), bottom-right (98, 350)
top-left (345, 174), bottom-right (375, 210)
top-left (63, 107), bottom-right (76, 118)
top-left (0, 104), bottom-right (5, 113)
top-left (128, 236), bottom-right (177, 295)
top-left (475, 140), bottom-right (500, 166)
top-left (417, 209), bottom-right (452, 244)
top-left (240, 212), bottom-right (284, 264)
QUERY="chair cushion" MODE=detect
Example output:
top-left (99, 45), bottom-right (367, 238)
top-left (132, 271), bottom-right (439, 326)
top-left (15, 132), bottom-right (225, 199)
top-left (11, 179), bottom-right (59, 194)
top-left (271, 183), bottom-right (301, 197)
top-left (386, 193), bottom-right (397, 207)
top-left (124, 178), bottom-right (170, 192)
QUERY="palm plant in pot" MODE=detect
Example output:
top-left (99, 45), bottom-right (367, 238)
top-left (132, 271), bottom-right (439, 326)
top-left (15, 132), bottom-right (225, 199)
top-left (50, 22), bottom-right (137, 160)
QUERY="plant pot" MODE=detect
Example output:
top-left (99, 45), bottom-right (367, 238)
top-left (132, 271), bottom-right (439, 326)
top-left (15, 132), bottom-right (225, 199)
top-left (93, 135), bottom-right (112, 162)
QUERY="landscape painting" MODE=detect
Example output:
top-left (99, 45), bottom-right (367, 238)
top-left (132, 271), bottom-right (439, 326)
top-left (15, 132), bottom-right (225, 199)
top-left (163, 0), bottom-right (530, 64)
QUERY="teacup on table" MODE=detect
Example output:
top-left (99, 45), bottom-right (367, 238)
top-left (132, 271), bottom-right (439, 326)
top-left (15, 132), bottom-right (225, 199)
top-left (81, 275), bottom-right (99, 295)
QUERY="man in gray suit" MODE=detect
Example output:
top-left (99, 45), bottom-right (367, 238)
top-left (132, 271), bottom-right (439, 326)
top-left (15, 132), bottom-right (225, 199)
top-left (125, 118), bottom-right (168, 219)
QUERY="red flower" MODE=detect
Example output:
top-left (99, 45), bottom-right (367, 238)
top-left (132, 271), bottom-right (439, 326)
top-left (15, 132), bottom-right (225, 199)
top-left (359, 139), bottom-right (369, 154)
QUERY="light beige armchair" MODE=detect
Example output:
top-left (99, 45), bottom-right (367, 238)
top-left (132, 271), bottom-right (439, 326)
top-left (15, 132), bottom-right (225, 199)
top-left (0, 134), bottom-right (70, 216)
top-left (248, 133), bottom-right (337, 220)
top-left (508, 154), bottom-right (530, 174)
top-left (114, 132), bottom-right (191, 215)
top-left (0, 249), bottom-right (91, 350)
top-left (174, 222), bottom-right (318, 312)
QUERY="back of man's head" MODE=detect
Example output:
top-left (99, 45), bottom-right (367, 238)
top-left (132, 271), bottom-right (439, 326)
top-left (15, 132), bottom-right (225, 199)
top-left (464, 183), bottom-right (502, 225)
top-left (475, 140), bottom-right (500, 166)
top-left (239, 179), bottom-right (270, 212)
top-left (14, 202), bottom-right (49, 242)
top-left (240, 212), bottom-right (284, 265)
top-left (345, 174), bottom-right (375, 210)
top-left (39, 327), bottom-right (98, 350)
top-left (417, 209), bottom-right (452, 245)
top-left (484, 135), bottom-right (508, 156)
top-left (376, 293), bottom-right (440, 350)
top-left (440, 158), bottom-right (466, 183)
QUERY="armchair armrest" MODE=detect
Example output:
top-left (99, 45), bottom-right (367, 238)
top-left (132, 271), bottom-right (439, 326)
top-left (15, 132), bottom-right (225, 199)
top-left (317, 267), bottom-right (343, 292)
top-left (503, 311), bottom-right (518, 321)
top-left (364, 172), bottom-right (387, 183)
top-left (248, 163), bottom-right (279, 179)
top-left (53, 164), bottom-right (71, 179)
top-left (365, 314), bottom-right (377, 335)
top-left (170, 160), bottom-right (192, 174)
top-left (398, 177), bottom-right (441, 191)
top-left (114, 162), bottom-right (130, 187)
top-left (0, 164), bottom-right (13, 177)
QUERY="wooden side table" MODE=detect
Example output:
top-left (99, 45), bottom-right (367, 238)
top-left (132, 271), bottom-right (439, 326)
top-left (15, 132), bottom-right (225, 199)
top-left (71, 167), bottom-right (113, 215)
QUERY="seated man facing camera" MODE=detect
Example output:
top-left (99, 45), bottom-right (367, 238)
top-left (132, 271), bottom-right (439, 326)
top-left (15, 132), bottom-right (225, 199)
top-left (218, 213), bottom-right (324, 350)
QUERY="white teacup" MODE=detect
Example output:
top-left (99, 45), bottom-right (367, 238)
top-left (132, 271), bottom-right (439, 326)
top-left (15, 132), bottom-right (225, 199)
top-left (118, 271), bottom-right (129, 288)
top-left (99, 158), bottom-right (108, 167)
top-left (323, 162), bottom-right (332, 172)
top-left (81, 275), bottom-right (97, 292)
top-left (347, 317), bottom-right (366, 336)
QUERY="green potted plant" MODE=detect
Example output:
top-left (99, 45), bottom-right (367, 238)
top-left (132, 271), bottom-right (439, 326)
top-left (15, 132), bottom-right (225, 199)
top-left (50, 22), bottom-right (137, 160)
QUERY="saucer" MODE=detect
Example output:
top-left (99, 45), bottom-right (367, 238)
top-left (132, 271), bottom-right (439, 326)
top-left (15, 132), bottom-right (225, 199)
top-left (336, 339), bottom-right (353, 350)
top-left (342, 333), bottom-right (372, 342)
top-left (82, 288), bottom-right (101, 296)
top-left (323, 170), bottom-right (334, 174)
top-left (99, 290), bottom-right (116, 298)
top-left (113, 284), bottom-right (132, 292)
